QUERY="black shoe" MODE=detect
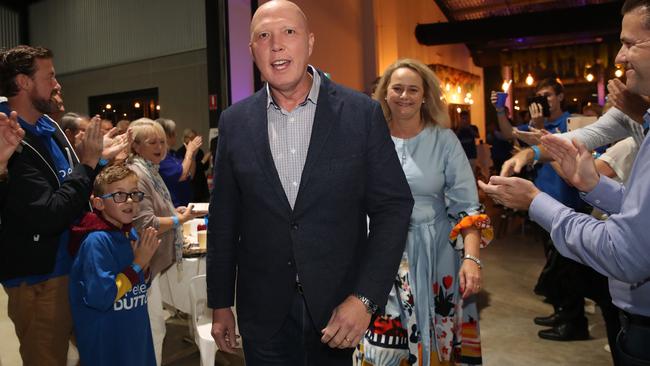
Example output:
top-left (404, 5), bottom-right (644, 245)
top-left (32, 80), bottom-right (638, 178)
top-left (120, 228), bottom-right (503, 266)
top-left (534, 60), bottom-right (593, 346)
top-left (534, 312), bottom-right (562, 327)
top-left (538, 318), bottom-right (590, 341)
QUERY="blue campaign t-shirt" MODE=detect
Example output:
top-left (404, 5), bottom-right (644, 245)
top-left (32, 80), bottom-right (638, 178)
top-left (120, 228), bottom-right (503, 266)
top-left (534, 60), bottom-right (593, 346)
top-left (69, 229), bottom-right (156, 366)
top-left (518, 112), bottom-right (584, 209)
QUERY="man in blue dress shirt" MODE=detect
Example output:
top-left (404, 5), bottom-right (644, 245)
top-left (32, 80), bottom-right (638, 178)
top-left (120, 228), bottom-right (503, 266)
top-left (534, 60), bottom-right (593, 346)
top-left (480, 1), bottom-right (650, 363)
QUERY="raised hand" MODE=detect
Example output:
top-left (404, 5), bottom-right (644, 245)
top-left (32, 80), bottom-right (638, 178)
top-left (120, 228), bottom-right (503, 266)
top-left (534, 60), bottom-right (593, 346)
top-left (185, 135), bottom-right (203, 157)
top-left (607, 78), bottom-right (650, 124)
top-left (541, 134), bottom-right (600, 192)
top-left (320, 295), bottom-right (371, 349)
top-left (512, 127), bottom-right (549, 146)
top-left (490, 91), bottom-right (501, 111)
top-left (529, 103), bottom-right (544, 129)
top-left (478, 176), bottom-right (541, 210)
top-left (133, 227), bottom-right (160, 270)
top-left (0, 111), bottom-right (25, 167)
top-left (78, 115), bottom-right (104, 168)
top-left (102, 129), bottom-right (130, 160)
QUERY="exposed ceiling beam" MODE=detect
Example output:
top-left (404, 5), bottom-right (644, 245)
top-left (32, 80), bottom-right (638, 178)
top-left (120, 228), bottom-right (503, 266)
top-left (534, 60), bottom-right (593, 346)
top-left (447, 0), bottom-right (575, 20)
top-left (432, 0), bottom-right (455, 22)
top-left (416, 2), bottom-right (622, 46)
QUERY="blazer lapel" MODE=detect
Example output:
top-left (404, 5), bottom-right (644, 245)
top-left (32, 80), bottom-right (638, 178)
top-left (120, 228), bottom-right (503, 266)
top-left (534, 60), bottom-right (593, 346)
top-left (294, 74), bottom-right (342, 210)
top-left (246, 89), bottom-right (293, 214)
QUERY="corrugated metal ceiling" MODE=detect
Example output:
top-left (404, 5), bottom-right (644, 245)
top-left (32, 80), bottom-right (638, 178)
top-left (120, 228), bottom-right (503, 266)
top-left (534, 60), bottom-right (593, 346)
top-left (437, 0), bottom-right (620, 21)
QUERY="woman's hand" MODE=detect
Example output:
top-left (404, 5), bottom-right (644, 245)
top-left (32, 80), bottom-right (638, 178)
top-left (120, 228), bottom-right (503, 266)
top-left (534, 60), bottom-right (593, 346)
top-left (176, 204), bottom-right (205, 223)
top-left (185, 135), bottom-right (203, 158)
top-left (459, 259), bottom-right (481, 299)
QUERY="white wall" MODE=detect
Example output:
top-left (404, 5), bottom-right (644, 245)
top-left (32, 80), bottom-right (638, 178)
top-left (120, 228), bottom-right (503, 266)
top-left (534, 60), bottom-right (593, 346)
top-left (56, 50), bottom-right (209, 150)
top-left (0, 6), bottom-right (20, 50)
top-left (29, 0), bottom-right (206, 75)
top-left (27, 0), bottom-right (210, 147)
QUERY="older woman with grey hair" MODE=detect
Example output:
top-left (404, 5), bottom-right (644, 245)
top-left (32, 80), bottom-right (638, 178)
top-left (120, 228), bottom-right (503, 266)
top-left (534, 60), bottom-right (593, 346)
top-left (155, 118), bottom-right (202, 207)
top-left (127, 118), bottom-right (201, 365)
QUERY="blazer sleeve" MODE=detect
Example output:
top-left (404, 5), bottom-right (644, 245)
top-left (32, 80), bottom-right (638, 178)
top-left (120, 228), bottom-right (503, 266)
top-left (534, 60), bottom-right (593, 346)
top-left (206, 112), bottom-right (241, 309)
top-left (356, 101), bottom-right (414, 309)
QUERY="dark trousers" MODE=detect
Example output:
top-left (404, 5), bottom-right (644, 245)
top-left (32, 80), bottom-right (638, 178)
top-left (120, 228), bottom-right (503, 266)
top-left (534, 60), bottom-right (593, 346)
top-left (535, 237), bottom-right (586, 319)
top-left (616, 312), bottom-right (650, 366)
top-left (243, 289), bottom-right (354, 366)
top-left (536, 234), bottom-right (622, 365)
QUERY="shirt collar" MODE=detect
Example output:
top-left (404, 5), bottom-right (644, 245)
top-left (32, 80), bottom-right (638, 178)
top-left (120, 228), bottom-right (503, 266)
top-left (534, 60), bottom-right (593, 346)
top-left (643, 109), bottom-right (650, 132)
top-left (266, 65), bottom-right (321, 110)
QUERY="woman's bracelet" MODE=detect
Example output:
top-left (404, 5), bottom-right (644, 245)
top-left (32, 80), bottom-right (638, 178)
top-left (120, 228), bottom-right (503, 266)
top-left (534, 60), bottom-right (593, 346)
top-left (463, 254), bottom-right (482, 269)
top-left (171, 215), bottom-right (180, 228)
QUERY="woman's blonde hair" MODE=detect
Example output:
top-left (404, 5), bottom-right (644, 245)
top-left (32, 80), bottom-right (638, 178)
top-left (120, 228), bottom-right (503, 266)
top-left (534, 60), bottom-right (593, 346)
top-left (374, 58), bottom-right (450, 128)
top-left (129, 118), bottom-right (167, 156)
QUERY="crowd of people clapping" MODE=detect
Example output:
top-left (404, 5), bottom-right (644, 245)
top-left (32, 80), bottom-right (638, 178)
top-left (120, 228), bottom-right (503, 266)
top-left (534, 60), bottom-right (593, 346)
top-left (0, 0), bottom-right (649, 366)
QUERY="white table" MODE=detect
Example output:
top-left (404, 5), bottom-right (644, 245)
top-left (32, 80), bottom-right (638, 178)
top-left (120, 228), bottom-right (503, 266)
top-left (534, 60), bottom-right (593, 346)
top-left (160, 256), bottom-right (206, 314)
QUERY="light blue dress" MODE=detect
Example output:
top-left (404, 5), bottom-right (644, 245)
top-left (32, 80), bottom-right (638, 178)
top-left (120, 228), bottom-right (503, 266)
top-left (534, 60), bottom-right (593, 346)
top-left (357, 125), bottom-right (484, 366)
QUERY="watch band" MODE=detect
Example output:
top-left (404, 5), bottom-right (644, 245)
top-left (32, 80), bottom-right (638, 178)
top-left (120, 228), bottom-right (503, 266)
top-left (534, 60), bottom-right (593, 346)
top-left (463, 254), bottom-right (483, 269)
top-left (353, 293), bottom-right (378, 314)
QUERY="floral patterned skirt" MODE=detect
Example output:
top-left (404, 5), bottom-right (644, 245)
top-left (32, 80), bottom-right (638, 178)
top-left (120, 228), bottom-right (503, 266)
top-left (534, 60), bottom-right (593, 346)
top-left (355, 248), bottom-right (482, 366)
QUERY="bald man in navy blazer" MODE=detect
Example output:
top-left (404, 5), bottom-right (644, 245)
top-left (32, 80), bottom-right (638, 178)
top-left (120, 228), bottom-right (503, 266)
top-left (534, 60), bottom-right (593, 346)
top-left (206, 1), bottom-right (413, 364)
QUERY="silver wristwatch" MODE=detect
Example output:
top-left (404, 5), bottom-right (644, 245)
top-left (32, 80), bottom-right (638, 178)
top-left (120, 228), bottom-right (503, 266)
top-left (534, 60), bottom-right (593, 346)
top-left (463, 254), bottom-right (483, 269)
top-left (353, 293), bottom-right (378, 314)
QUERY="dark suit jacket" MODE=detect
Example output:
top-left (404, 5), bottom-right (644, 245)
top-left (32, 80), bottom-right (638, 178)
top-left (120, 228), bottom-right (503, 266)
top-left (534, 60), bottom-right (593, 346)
top-left (206, 72), bottom-right (414, 341)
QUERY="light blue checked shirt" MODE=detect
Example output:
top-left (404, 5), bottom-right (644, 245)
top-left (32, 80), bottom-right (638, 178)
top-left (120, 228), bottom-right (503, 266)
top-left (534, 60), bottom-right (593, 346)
top-left (529, 109), bottom-right (650, 316)
top-left (266, 65), bottom-right (321, 209)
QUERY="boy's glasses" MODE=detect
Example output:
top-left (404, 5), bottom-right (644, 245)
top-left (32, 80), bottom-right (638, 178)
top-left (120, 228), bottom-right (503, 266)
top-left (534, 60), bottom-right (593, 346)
top-left (99, 191), bottom-right (145, 203)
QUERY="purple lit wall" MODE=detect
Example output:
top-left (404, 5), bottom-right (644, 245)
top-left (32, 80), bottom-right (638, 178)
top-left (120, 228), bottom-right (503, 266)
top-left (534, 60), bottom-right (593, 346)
top-left (228, 0), bottom-right (255, 104)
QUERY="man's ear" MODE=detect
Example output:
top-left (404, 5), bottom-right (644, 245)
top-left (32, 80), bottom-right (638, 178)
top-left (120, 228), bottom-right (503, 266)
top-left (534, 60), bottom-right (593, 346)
top-left (15, 74), bottom-right (31, 91)
top-left (91, 196), bottom-right (104, 211)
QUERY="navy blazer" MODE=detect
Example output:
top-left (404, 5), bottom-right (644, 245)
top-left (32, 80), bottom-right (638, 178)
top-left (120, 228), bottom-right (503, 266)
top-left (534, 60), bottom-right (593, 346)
top-left (206, 72), bottom-right (414, 341)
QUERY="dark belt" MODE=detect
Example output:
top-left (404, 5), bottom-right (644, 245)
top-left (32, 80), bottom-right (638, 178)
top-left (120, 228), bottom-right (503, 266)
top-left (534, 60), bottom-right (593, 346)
top-left (621, 310), bottom-right (650, 328)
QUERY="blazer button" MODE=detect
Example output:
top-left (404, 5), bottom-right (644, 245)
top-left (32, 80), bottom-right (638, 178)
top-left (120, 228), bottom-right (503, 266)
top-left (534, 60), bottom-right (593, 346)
top-left (291, 222), bottom-right (299, 230)
top-left (287, 260), bottom-right (293, 267)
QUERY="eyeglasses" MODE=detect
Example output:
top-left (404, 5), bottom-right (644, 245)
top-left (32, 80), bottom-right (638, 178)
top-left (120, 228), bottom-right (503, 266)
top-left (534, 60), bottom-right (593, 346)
top-left (99, 191), bottom-right (145, 203)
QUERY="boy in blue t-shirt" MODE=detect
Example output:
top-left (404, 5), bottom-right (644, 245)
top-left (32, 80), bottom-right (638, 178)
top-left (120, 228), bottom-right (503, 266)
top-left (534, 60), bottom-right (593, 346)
top-left (69, 164), bottom-right (160, 366)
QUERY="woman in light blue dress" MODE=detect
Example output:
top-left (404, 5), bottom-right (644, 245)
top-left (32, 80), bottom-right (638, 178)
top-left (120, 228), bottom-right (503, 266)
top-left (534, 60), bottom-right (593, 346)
top-left (356, 59), bottom-right (492, 366)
